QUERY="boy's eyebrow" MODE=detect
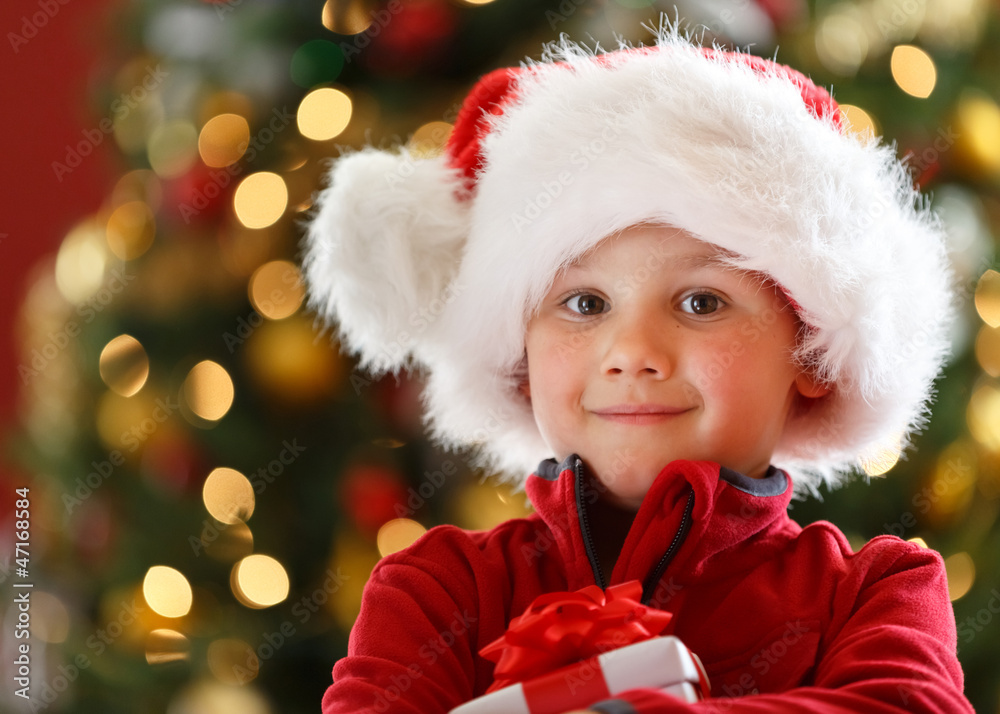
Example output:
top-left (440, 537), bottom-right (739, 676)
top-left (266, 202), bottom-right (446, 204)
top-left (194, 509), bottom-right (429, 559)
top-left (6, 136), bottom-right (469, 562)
top-left (667, 252), bottom-right (735, 269)
top-left (561, 246), bottom-right (737, 275)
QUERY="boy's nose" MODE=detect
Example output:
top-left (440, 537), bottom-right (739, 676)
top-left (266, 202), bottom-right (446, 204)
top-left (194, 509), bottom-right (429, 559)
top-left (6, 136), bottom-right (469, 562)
top-left (600, 314), bottom-right (675, 379)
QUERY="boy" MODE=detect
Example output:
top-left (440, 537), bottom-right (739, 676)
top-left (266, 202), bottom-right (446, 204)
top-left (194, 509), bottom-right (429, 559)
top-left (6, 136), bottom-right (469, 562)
top-left (304, 25), bottom-right (972, 713)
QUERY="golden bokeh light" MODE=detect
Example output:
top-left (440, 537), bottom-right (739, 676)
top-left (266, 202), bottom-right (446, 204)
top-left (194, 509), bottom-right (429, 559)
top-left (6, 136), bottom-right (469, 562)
top-left (31, 592), bottom-right (70, 644)
top-left (145, 628), bottom-right (191, 665)
top-left (249, 260), bottom-right (305, 320)
top-left (99, 334), bottom-right (150, 397)
top-left (199, 113), bottom-right (251, 168)
top-left (208, 638), bottom-right (259, 684)
top-left (321, 0), bottom-right (373, 34)
top-left (839, 104), bottom-right (877, 139)
top-left (55, 220), bottom-right (108, 304)
top-left (147, 120), bottom-right (199, 179)
top-left (907, 537), bottom-right (928, 549)
top-left (329, 537), bottom-right (381, 631)
top-left (860, 440), bottom-right (901, 477)
top-left (376, 518), bottom-right (427, 557)
top-left (94, 390), bottom-right (160, 453)
top-left (243, 317), bottom-right (344, 404)
top-left (455, 481), bottom-right (533, 530)
top-left (890, 45), bottom-right (937, 98)
top-left (815, 10), bottom-right (868, 76)
top-left (924, 441), bottom-right (977, 527)
top-left (297, 88), bottom-right (353, 141)
top-left (955, 92), bottom-right (1000, 178)
top-left (232, 554), bottom-right (289, 609)
top-left (944, 551), bottom-right (975, 601)
top-left (975, 325), bottom-right (1000, 377)
top-left (234, 172), bottom-right (288, 229)
top-left (974, 269), bottom-right (1000, 327)
top-left (968, 382), bottom-right (1000, 451)
top-left (203, 467), bottom-right (255, 524)
top-left (409, 121), bottom-right (453, 158)
top-left (106, 200), bottom-right (156, 260)
top-left (199, 519), bottom-right (254, 562)
top-left (142, 566), bottom-right (193, 618)
top-left (182, 360), bottom-right (235, 422)
top-left (168, 680), bottom-right (272, 714)
top-left (112, 169), bottom-right (162, 213)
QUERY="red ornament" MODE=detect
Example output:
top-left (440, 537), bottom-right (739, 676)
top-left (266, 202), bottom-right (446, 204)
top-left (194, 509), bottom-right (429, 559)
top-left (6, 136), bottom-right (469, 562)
top-left (480, 580), bottom-right (673, 693)
top-left (340, 463), bottom-right (408, 535)
top-left (753, 0), bottom-right (807, 29)
top-left (140, 434), bottom-right (206, 497)
top-left (362, 0), bottom-right (458, 77)
top-left (162, 163), bottom-right (233, 227)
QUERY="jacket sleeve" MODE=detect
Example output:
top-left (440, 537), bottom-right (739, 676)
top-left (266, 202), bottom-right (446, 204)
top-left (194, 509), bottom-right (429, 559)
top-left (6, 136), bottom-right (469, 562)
top-left (321, 526), bottom-right (485, 714)
top-left (590, 539), bottom-right (973, 714)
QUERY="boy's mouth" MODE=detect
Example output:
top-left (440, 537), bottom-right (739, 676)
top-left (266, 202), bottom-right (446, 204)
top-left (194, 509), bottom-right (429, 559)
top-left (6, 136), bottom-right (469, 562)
top-left (591, 404), bottom-right (691, 424)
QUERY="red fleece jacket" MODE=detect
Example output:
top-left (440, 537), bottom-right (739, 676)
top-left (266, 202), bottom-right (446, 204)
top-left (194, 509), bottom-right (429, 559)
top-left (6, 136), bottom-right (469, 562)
top-left (322, 456), bottom-right (973, 713)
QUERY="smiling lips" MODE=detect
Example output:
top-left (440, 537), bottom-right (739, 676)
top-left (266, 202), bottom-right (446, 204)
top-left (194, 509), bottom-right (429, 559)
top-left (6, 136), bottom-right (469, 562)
top-left (591, 404), bottom-right (691, 424)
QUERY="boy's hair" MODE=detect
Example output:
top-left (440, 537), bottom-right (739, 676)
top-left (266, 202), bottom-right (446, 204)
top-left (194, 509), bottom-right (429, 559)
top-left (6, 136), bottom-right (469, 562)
top-left (303, 23), bottom-right (955, 495)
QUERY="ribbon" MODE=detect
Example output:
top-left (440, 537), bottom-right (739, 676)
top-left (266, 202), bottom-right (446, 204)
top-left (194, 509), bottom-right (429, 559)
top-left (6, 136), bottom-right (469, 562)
top-left (480, 580), bottom-right (673, 693)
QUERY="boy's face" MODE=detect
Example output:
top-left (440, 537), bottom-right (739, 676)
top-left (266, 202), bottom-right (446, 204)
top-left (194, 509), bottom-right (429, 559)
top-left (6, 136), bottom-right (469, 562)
top-left (521, 223), bottom-right (828, 509)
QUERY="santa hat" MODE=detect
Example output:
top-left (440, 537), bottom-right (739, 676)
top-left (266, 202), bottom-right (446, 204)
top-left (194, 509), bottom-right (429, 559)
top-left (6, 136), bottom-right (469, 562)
top-left (303, 25), bottom-right (954, 494)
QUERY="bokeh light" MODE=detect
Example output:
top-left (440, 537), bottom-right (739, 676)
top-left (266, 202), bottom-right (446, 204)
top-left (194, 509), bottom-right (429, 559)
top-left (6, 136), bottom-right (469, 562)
top-left (975, 325), bottom-right (1000, 376)
top-left (974, 270), bottom-right (1000, 327)
top-left (234, 172), bottom-right (288, 229)
top-left (99, 334), bottom-right (150, 396)
top-left (55, 220), bottom-right (108, 303)
top-left (31, 592), bottom-right (70, 644)
top-left (231, 555), bottom-right (289, 608)
top-left (143, 566), bottom-right (193, 618)
top-left (408, 121), bottom-right (453, 158)
top-left (860, 438), bottom-right (902, 476)
top-left (146, 629), bottom-right (191, 665)
top-left (106, 200), bottom-right (156, 260)
top-left (890, 45), bottom-right (937, 98)
top-left (955, 92), bottom-right (1000, 178)
top-left (839, 104), bottom-right (877, 139)
top-left (199, 519), bottom-right (254, 562)
top-left (199, 113), bottom-right (251, 167)
top-left (248, 260), bottom-right (305, 319)
top-left (182, 360), bottom-right (235, 422)
top-left (322, 0), bottom-right (373, 34)
top-left (967, 381), bottom-right (1000, 450)
top-left (202, 467), bottom-right (255, 524)
top-left (815, 8), bottom-right (868, 76)
top-left (944, 551), bottom-right (975, 601)
top-left (147, 120), bottom-right (198, 178)
top-left (208, 638), bottom-right (259, 684)
top-left (297, 88), bottom-right (353, 141)
top-left (376, 518), bottom-right (427, 557)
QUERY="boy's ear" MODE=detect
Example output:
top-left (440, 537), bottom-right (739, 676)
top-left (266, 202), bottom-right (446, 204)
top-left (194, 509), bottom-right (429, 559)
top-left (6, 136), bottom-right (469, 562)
top-left (795, 371), bottom-right (831, 399)
top-left (518, 379), bottom-right (531, 401)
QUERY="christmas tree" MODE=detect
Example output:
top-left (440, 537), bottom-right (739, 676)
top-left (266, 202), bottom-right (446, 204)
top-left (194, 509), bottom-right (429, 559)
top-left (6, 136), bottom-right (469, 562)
top-left (7, 0), bottom-right (1000, 712)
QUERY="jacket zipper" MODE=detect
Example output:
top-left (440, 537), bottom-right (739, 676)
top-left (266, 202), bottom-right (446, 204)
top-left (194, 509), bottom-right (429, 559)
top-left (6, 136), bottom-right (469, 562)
top-left (574, 457), bottom-right (696, 600)
top-left (574, 457), bottom-right (606, 589)
top-left (641, 488), bottom-right (695, 604)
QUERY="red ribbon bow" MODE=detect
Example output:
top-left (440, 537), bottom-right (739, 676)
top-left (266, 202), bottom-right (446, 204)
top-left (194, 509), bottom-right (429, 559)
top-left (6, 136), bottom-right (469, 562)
top-left (480, 580), bottom-right (673, 693)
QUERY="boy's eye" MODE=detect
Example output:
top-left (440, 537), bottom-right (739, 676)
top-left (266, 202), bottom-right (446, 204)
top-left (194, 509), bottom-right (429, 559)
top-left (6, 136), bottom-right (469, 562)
top-left (565, 293), bottom-right (607, 315)
top-left (681, 293), bottom-right (721, 315)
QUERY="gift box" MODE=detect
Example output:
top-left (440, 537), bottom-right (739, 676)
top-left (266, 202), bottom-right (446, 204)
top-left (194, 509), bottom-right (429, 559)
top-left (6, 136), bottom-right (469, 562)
top-left (451, 581), bottom-right (710, 714)
top-left (450, 635), bottom-right (709, 714)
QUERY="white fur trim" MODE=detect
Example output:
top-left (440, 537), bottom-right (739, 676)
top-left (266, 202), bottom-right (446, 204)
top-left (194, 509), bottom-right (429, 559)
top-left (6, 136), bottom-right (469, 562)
top-left (303, 148), bottom-right (470, 373)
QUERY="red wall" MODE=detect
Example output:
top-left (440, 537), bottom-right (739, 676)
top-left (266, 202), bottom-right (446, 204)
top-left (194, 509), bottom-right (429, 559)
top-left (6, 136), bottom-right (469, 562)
top-left (0, 0), bottom-right (117, 475)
